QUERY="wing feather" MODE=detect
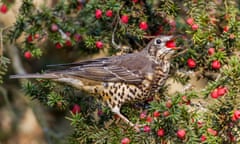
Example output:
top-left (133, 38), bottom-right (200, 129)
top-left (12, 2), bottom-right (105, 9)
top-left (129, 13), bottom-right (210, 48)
top-left (45, 51), bottom-right (153, 84)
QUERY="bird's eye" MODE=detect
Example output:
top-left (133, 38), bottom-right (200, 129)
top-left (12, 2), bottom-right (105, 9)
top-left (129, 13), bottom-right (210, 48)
top-left (155, 39), bottom-right (162, 44)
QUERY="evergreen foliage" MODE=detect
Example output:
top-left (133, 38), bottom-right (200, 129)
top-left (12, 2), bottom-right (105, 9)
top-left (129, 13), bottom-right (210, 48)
top-left (2, 0), bottom-right (240, 143)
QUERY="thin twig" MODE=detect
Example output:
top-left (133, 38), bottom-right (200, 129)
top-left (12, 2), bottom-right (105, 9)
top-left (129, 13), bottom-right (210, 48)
top-left (7, 44), bottom-right (26, 75)
top-left (0, 29), bottom-right (3, 56)
top-left (142, 35), bottom-right (157, 39)
top-left (172, 47), bottom-right (188, 58)
top-left (111, 3), bottom-right (125, 49)
top-left (111, 19), bottom-right (120, 49)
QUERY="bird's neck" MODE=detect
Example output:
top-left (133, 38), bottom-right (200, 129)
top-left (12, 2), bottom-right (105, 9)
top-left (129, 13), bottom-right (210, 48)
top-left (149, 55), bottom-right (171, 67)
top-left (157, 60), bottom-right (170, 73)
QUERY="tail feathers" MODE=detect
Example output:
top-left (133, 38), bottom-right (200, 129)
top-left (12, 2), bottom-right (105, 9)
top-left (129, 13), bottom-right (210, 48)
top-left (10, 73), bottom-right (58, 79)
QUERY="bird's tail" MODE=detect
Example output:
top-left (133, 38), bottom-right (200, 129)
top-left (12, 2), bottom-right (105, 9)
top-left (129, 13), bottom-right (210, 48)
top-left (10, 73), bottom-right (98, 94)
top-left (10, 73), bottom-right (58, 79)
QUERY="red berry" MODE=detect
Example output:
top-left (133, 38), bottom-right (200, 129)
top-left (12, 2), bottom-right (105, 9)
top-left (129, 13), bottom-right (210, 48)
top-left (229, 133), bottom-right (236, 142)
top-left (55, 42), bottom-right (62, 49)
top-left (139, 21), bottom-right (148, 31)
top-left (168, 19), bottom-right (176, 27)
top-left (208, 48), bottom-right (215, 55)
top-left (197, 121), bottom-right (204, 128)
top-left (132, 0), bottom-right (138, 3)
top-left (105, 10), bottom-right (113, 17)
top-left (187, 58), bottom-right (196, 68)
top-left (210, 89), bottom-right (219, 99)
top-left (51, 23), bottom-right (59, 32)
top-left (146, 116), bottom-right (153, 123)
top-left (217, 86), bottom-right (227, 96)
top-left (233, 110), bottom-right (240, 119)
top-left (211, 60), bottom-right (221, 70)
top-left (121, 15), bottom-right (129, 24)
top-left (165, 40), bottom-right (176, 48)
top-left (74, 33), bottom-right (82, 42)
top-left (65, 40), bottom-right (72, 47)
top-left (121, 137), bottom-right (130, 144)
top-left (182, 95), bottom-right (188, 102)
top-left (0, 4), bottom-right (8, 14)
top-left (143, 125), bottom-right (151, 133)
top-left (166, 100), bottom-right (172, 108)
top-left (207, 128), bottom-right (217, 136)
top-left (153, 111), bottom-right (160, 117)
top-left (223, 26), bottom-right (229, 32)
top-left (95, 41), bottom-right (103, 49)
top-left (232, 114), bottom-right (237, 122)
top-left (163, 111), bottom-right (170, 117)
top-left (95, 9), bottom-right (102, 19)
top-left (157, 128), bottom-right (165, 137)
top-left (97, 109), bottom-right (103, 116)
top-left (34, 33), bottom-right (40, 39)
top-left (27, 35), bottom-right (33, 43)
top-left (140, 112), bottom-right (147, 119)
top-left (200, 135), bottom-right (207, 142)
top-left (181, 95), bottom-right (191, 105)
top-left (191, 24), bottom-right (198, 30)
top-left (177, 129), bottom-right (186, 139)
top-left (71, 104), bottom-right (81, 114)
top-left (186, 17), bottom-right (194, 25)
top-left (65, 32), bottom-right (71, 37)
top-left (24, 51), bottom-right (32, 59)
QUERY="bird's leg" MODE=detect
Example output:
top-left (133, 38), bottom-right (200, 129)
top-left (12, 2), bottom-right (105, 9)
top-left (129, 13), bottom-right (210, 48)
top-left (111, 107), bottom-right (141, 132)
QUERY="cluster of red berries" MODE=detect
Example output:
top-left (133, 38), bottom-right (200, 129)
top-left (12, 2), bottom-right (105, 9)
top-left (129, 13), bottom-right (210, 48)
top-left (121, 129), bottom-right (187, 144)
top-left (136, 100), bottom-right (190, 140)
top-left (24, 33), bottom-right (42, 59)
top-left (186, 17), bottom-right (198, 30)
top-left (95, 9), bottom-right (149, 49)
top-left (50, 23), bottom-right (82, 49)
top-left (198, 128), bottom-right (218, 142)
top-left (97, 8), bottom-right (149, 31)
top-left (140, 109), bottom-right (171, 123)
top-left (26, 33), bottom-right (40, 43)
top-left (210, 86), bottom-right (227, 99)
top-left (120, 14), bottom-right (148, 31)
top-left (195, 121), bottom-right (219, 142)
top-left (95, 9), bottom-right (113, 19)
top-left (187, 47), bottom-right (221, 70)
top-left (208, 48), bottom-right (221, 70)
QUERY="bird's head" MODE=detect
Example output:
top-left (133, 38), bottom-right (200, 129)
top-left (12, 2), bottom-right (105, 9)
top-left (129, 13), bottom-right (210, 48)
top-left (146, 35), bottom-right (178, 61)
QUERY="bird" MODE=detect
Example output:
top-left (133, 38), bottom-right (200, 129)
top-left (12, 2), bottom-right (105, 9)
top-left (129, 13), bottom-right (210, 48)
top-left (10, 35), bottom-right (178, 130)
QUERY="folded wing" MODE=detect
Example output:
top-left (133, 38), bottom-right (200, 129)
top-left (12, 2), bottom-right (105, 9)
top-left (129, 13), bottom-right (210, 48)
top-left (11, 51), bottom-right (154, 84)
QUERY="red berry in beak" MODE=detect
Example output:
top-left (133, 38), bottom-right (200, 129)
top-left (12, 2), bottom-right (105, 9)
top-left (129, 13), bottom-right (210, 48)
top-left (165, 40), bottom-right (176, 49)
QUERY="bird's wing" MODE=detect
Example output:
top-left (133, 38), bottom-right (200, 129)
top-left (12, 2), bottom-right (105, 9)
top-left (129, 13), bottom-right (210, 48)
top-left (45, 52), bottom-right (153, 84)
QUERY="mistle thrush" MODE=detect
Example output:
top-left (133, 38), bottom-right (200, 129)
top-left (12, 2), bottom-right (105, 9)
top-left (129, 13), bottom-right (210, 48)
top-left (11, 35), bottom-right (178, 130)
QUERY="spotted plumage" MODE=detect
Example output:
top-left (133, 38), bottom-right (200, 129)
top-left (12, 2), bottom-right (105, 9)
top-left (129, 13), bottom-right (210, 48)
top-left (10, 35), bottom-right (178, 129)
